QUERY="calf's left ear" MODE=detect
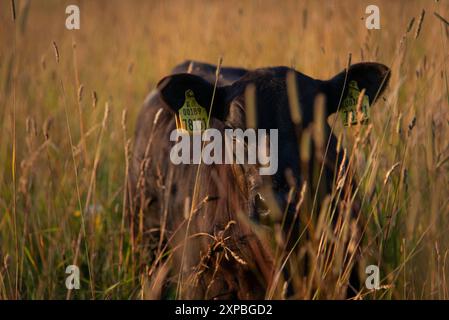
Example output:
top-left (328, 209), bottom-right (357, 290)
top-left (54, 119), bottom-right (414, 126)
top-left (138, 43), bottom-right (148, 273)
top-left (323, 62), bottom-right (390, 116)
top-left (157, 73), bottom-right (228, 120)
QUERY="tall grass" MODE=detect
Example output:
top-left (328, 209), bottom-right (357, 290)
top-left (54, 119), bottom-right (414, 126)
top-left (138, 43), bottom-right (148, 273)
top-left (0, 0), bottom-right (448, 299)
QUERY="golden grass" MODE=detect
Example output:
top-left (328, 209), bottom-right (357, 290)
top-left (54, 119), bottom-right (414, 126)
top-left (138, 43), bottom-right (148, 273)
top-left (0, 0), bottom-right (448, 299)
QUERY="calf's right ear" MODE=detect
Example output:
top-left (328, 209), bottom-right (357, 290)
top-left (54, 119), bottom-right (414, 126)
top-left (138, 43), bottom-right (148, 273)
top-left (323, 62), bottom-right (391, 116)
top-left (157, 73), bottom-right (228, 120)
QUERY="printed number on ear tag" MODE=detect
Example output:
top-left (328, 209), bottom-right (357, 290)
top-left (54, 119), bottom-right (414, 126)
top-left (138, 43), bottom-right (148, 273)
top-left (175, 89), bottom-right (209, 133)
top-left (340, 80), bottom-right (370, 126)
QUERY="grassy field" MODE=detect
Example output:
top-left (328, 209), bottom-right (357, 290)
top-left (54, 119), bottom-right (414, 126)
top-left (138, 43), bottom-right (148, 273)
top-left (1, 0), bottom-right (449, 299)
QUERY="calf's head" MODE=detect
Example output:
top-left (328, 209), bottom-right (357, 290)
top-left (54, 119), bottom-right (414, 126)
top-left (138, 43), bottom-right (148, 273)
top-left (157, 62), bottom-right (390, 222)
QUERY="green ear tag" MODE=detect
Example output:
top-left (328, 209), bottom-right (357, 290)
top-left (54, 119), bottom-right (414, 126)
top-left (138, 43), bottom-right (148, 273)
top-left (340, 80), bottom-right (370, 126)
top-left (176, 89), bottom-right (209, 133)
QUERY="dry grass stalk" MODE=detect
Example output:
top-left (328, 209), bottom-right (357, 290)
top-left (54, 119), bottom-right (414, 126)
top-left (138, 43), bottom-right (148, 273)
top-left (52, 41), bottom-right (59, 63)
top-left (286, 70), bottom-right (302, 126)
top-left (11, 0), bottom-right (16, 21)
top-left (245, 83), bottom-right (257, 129)
top-left (434, 12), bottom-right (449, 27)
top-left (415, 9), bottom-right (425, 39)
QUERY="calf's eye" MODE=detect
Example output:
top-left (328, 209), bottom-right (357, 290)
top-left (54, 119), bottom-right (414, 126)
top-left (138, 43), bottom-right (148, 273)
top-left (255, 193), bottom-right (270, 216)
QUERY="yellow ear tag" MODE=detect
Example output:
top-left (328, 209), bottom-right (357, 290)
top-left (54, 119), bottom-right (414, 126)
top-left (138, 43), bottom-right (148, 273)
top-left (175, 89), bottom-right (209, 133)
top-left (340, 80), bottom-right (370, 126)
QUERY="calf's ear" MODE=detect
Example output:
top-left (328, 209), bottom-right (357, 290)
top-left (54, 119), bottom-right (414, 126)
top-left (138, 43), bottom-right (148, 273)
top-left (323, 62), bottom-right (390, 116)
top-left (157, 73), bottom-right (228, 120)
